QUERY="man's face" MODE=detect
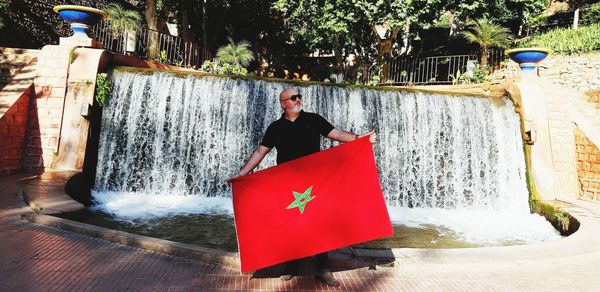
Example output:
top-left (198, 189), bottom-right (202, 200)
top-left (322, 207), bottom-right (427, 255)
top-left (280, 90), bottom-right (302, 111)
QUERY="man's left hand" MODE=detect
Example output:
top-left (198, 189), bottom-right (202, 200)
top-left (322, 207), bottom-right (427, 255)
top-left (359, 130), bottom-right (376, 144)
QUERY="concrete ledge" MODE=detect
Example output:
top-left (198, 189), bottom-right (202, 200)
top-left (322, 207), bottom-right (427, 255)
top-left (21, 212), bottom-right (241, 271)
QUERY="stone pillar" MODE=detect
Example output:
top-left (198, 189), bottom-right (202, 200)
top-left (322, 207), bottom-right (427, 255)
top-left (53, 48), bottom-right (111, 170)
top-left (25, 37), bottom-right (110, 172)
top-left (26, 45), bottom-right (72, 172)
top-left (518, 76), bottom-right (579, 200)
top-left (518, 76), bottom-right (556, 200)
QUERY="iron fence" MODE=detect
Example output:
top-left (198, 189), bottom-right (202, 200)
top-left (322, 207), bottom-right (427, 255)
top-left (90, 21), bottom-right (212, 69)
top-left (388, 49), bottom-right (506, 85)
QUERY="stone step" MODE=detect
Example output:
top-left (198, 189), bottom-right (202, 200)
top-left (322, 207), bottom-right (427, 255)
top-left (0, 57), bottom-right (37, 119)
top-left (0, 47), bottom-right (39, 90)
top-left (566, 87), bottom-right (600, 149)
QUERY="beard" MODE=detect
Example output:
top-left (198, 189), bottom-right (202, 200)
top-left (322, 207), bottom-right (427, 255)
top-left (290, 104), bottom-right (302, 113)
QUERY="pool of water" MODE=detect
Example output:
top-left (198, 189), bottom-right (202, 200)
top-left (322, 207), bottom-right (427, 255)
top-left (54, 205), bottom-right (561, 252)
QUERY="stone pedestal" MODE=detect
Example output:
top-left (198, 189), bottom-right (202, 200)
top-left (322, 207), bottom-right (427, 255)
top-left (518, 76), bottom-right (579, 200)
top-left (26, 36), bottom-right (110, 172)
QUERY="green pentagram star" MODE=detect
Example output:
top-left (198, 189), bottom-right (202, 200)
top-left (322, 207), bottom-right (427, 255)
top-left (286, 186), bottom-right (316, 214)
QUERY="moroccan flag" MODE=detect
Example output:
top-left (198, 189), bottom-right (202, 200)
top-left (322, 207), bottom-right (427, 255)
top-left (230, 136), bottom-right (393, 272)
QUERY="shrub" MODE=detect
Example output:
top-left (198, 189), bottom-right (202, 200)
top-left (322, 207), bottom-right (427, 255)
top-left (582, 3), bottom-right (600, 26)
top-left (95, 73), bottom-right (112, 107)
top-left (520, 24), bottom-right (600, 54)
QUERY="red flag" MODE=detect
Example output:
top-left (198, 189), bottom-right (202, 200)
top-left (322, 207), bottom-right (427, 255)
top-left (230, 136), bottom-right (393, 272)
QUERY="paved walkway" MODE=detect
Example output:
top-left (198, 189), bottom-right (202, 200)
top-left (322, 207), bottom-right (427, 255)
top-left (1, 173), bottom-right (600, 291)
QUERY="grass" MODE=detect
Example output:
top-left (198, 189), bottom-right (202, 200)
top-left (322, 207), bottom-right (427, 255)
top-left (519, 24), bottom-right (600, 55)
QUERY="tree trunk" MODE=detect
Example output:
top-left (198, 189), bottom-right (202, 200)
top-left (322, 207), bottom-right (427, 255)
top-left (145, 0), bottom-right (160, 59)
top-left (371, 25), bottom-right (400, 83)
top-left (333, 43), bottom-right (345, 83)
top-left (573, 8), bottom-right (580, 30)
top-left (181, 2), bottom-right (192, 43)
top-left (202, 0), bottom-right (208, 49)
top-left (480, 47), bottom-right (488, 68)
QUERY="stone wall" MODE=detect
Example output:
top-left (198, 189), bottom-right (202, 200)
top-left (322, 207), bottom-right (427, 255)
top-left (542, 79), bottom-right (580, 199)
top-left (0, 48), bottom-right (38, 89)
top-left (24, 45), bottom-right (71, 173)
top-left (493, 52), bottom-right (600, 93)
top-left (575, 127), bottom-right (600, 201)
top-left (0, 86), bottom-right (32, 174)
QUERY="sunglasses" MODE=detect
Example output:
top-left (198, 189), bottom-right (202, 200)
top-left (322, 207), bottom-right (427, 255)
top-left (281, 94), bottom-right (302, 102)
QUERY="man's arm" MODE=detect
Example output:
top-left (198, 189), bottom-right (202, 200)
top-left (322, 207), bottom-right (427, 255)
top-left (327, 129), bottom-right (376, 143)
top-left (234, 145), bottom-right (272, 178)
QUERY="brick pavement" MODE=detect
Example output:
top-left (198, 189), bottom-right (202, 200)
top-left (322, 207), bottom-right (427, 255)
top-left (1, 173), bottom-right (600, 291)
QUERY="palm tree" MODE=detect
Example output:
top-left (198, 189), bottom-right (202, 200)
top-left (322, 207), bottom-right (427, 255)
top-left (104, 3), bottom-right (142, 38)
top-left (216, 38), bottom-right (255, 67)
top-left (462, 19), bottom-right (513, 68)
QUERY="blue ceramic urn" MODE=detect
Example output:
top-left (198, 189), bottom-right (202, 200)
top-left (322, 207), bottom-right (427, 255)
top-left (505, 48), bottom-right (553, 75)
top-left (53, 5), bottom-right (107, 38)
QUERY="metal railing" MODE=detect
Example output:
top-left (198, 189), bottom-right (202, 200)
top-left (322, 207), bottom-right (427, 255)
top-left (90, 21), bottom-right (212, 69)
top-left (389, 49), bottom-right (506, 85)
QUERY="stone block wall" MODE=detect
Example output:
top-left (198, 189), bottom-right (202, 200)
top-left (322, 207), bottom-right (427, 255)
top-left (24, 45), bottom-right (71, 173)
top-left (543, 80), bottom-right (579, 199)
top-left (493, 53), bottom-right (600, 93)
top-left (575, 127), bottom-right (600, 201)
top-left (0, 48), bottom-right (38, 89)
top-left (0, 85), bottom-right (32, 174)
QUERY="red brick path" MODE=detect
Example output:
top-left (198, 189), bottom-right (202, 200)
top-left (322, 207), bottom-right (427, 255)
top-left (1, 174), bottom-right (600, 291)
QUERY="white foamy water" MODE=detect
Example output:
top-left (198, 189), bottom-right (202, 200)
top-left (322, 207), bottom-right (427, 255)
top-left (91, 191), bottom-right (234, 221)
top-left (387, 206), bottom-right (561, 245)
top-left (92, 69), bottom-right (562, 246)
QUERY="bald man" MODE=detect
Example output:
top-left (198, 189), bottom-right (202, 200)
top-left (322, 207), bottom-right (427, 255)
top-left (233, 88), bottom-right (376, 287)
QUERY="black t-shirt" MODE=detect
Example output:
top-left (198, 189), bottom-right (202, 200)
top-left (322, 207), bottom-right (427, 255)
top-left (261, 110), bottom-right (335, 164)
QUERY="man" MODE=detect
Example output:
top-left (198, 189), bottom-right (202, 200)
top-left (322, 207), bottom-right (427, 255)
top-left (232, 88), bottom-right (376, 287)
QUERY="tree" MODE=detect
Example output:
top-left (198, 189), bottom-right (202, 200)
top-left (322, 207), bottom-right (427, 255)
top-left (0, 0), bottom-right (7, 30)
top-left (462, 19), bottom-right (512, 67)
top-left (444, 0), bottom-right (548, 34)
top-left (273, 0), bottom-right (443, 82)
top-left (567, 0), bottom-right (596, 29)
top-left (104, 3), bottom-right (142, 37)
top-left (216, 38), bottom-right (254, 67)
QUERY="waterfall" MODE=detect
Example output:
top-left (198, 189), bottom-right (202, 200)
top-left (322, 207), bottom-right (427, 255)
top-left (94, 69), bottom-right (529, 215)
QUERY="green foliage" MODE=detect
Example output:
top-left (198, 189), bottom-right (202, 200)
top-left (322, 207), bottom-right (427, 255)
top-left (202, 38), bottom-right (254, 76)
top-left (471, 65), bottom-right (489, 83)
top-left (273, 0), bottom-right (444, 74)
top-left (95, 73), bottom-right (112, 107)
top-left (450, 70), bottom-right (473, 85)
top-left (530, 200), bottom-right (578, 235)
top-left (104, 3), bottom-right (142, 37)
top-left (69, 48), bottom-right (76, 64)
top-left (554, 211), bottom-right (570, 231)
top-left (450, 66), bottom-right (489, 84)
top-left (201, 60), bottom-right (215, 71)
top-left (582, 2), bottom-right (600, 26)
top-left (368, 75), bottom-right (381, 86)
top-left (520, 24), bottom-right (600, 54)
top-left (462, 19), bottom-right (513, 50)
top-left (0, 0), bottom-right (7, 30)
top-left (446, 0), bottom-right (548, 29)
top-left (201, 59), bottom-right (249, 76)
top-left (462, 19), bottom-right (512, 66)
top-left (159, 50), bottom-right (167, 63)
top-left (216, 38), bottom-right (254, 67)
top-left (526, 14), bottom-right (550, 28)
